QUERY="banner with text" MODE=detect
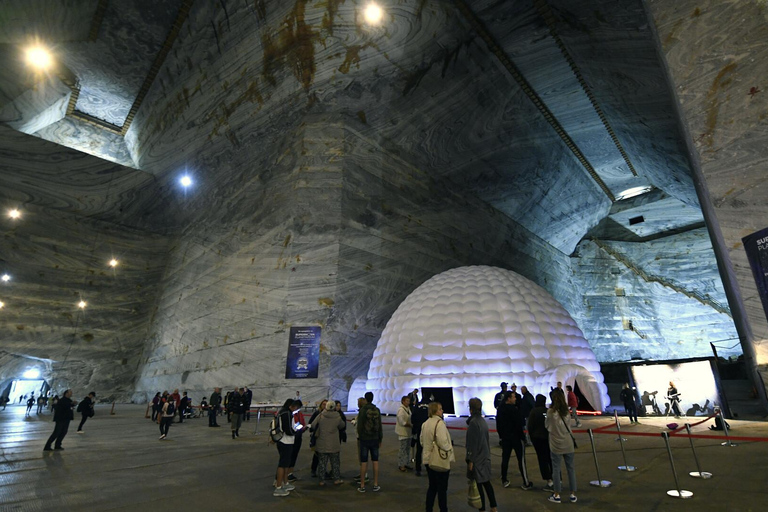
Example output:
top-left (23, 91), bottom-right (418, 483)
top-left (743, 227), bottom-right (768, 323)
top-left (285, 326), bottom-right (321, 379)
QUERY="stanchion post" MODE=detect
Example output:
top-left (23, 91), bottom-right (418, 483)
top-left (145, 404), bottom-right (150, 419)
top-left (719, 408), bottom-right (737, 447)
top-left (685, 424), bottom-right (712, 479)
top-left (253, 407), bottom-right (262, 435)
top-left (616, 418), bottom-right (636, 471)
top-left (110, 401), bottom-right (116, 416)
top-left (588, 429), bottom-right (611, 487)
top-left (614, 410), bottom-right (626, 442)
top-left (662, 432), bottom-right (693, 498)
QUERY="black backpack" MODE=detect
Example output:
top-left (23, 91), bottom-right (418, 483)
top-left (166, 401), bottom-right (176, 415)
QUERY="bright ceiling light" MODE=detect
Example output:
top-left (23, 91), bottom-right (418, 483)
top-left (78, 300), bottom-right (87, 309)
top-left (109, 259), bottom-right (119, 267)
top-left (0, 301), bottom-right (4, 309)
top-left (25, 46), bottom-right (53, 70)
top-left (23, 369), bottom-right (40, 379)
top-left (1, 274), bottom-right (10, 282)
top-left (180, 175), bottom-right (192, 188)
top-left (9, 209), bottom-right (21, 219)
top-left (363, 2), bottom-right (384, 24)
top-left (616, 186), bottom-right (652, 201)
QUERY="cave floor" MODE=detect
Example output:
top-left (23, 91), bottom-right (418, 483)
top-left (1, 404), bottom-right (766, 511)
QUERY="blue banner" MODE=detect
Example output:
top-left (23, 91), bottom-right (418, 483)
top-left (743, 227), bottom-right (768, 323)
top-left (285, 326), bottom-right (321, 379)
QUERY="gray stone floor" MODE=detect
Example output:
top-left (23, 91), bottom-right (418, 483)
top-left (1, 404), bottom-right (766, 511)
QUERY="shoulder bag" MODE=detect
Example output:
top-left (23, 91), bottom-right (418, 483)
top-left (429, 419), bottom-right (453, 472)
top-left (560, 415), bottom-right (578, 449)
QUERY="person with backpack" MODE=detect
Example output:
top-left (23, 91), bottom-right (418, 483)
top-left (159, 395), bottom-right (176, 440)
top-left (565, 385), bottom-right (581, 427)
top-left (273, 399), bottom-right (299, 497)
top-left (356, 391), bottom-right (382, 493)
top-left (76, 392), bottom-right (96, 433)
top-left (43, 389), bottom-right (76, 451)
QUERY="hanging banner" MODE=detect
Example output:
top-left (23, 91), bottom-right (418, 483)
top-left (285, 326), bottom-right (321, 379)
top-left (742, 227), bottom-right (768, 323)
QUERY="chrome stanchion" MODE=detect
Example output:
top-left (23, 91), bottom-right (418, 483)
top-left (662, 432), bottom-right (693, 498)
top-left (253, 408), bottom-right (263, 435)
top-left (588, 429), bottom-right (611, 487)
top-left (616, 416), bottom-right (636, 471)
top-left (685, 424), bottom-right (712, 479)
top-left (719, 408), bottom-right (736, 447)
top-left (614, 410), bottom-right (627, 442)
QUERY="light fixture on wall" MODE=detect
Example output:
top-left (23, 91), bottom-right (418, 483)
top-left (25, 46), bottom-right (53, 70)
top-left (179, 175), bottom-right (193, 188)
top-left (78, 300), bottom-right (87, 309)
top-left (0, 301), bottom-right (4, 309)
top-left (616, 185), bottom-right (652, 201)
top-left (363, 2), bottom-right (384, 25)
top-left (109, 258), bottom-right (119, 267)
top-left (1, 274), bottom-right (10, 282)
top-left (23, 369), bottom-right (40, 379)
top-left (8, 208), bottom-right (21, 219)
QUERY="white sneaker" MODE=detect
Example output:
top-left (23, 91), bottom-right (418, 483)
top-left (273, 487), bottom-right (289, 497)
top-left (282, 483), bottom-right (295, 491)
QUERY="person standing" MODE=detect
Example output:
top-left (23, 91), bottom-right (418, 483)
top-left (273, 399), bottom-right (298, 497)
top-left (509, 384), bottom-right (522, 406)
top-left (287, 400), bottom-right (306, 482)
top-left (179, 392), bottom-right (189, 423)
top-left (620, 383), bottom-right (639, 424)
top-left (151, 392), bottom-right (161, 421)
top-left (565, 385), bottom-right (581, 427)
top-left (159, 396), bottom-right (176, 440)
top-left (170, 389), bottom-right (181, 422)
top-left (411, 399), bottom-right (429, 477)
top-left (497, 391), bottom-right (532, 490)
top-left (229, 388), bottom-right (244, 439)
top-left (545, 390), bottom-right (577, 503)
top-left (466, 398), bottom-right (497, 512)
top-left (209, 387), bottom-right (222, 427)
top-left (76, 392), bottom-right (96, 433)
top-left (243, 386), bottom-right (253, 421)
top-left (356, 391), bottom-right (382, 493)
top-left (44, 389), bottom-right (75, 451)
top-left (36, 395), bottom-right (45, 415)
top-left (25, 396), bottom-right (34, 416)
top-left (668, 382), bottom-right (682, 418)
top-left (313, 401), bottom-right (346, 486)
top-left (396, 395), bottom-right (413, 472)
top-left (420, 402), bottom-right (454, 512)
top-left (308, 399), bottom-right (328, 478)
top-left (407, 389), bottom-right (420, 411)
top-left (519, 386), bottom-right (535, 423)
top-left (527, 394), bottom-right (553, 491)
top-left (493, 382), bottom-right (508, 411)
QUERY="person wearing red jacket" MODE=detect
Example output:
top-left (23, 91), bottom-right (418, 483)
top-left (565, 386), bottom-right (581, 428)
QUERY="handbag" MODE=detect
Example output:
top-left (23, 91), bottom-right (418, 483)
top-left (428, 419), bottom-right (454, 472)
top-left (561, 415), bottom-right (578, 449)
top-left (467, 479), bottom-right (482, 509)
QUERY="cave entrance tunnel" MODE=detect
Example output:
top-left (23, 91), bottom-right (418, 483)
top-left (573, 380), bottom-right (595, 412)
top-left (6, 380), bottom-right (47, 404)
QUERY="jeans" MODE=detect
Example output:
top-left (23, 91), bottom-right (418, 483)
top-left (208, 408), bottom-right (218, 426)
top-left (398, 438), bottom-right (411, 467)
top-left (425, 466), bottom-right (450, 512)
top-left (551, 452), bottom-right (576, 494)
top-left (625, 402), bottom-right (638, 423)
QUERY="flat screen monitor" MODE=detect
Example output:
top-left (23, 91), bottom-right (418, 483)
top-left (630, 359), bottom-right (721, 417)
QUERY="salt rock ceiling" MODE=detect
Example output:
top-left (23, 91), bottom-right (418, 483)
top-left (0, 0), bottom-right (704, 254)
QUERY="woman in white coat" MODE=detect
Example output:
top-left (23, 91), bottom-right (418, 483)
top-left (420, 402), bottom-right (454, 512)
top-left (395, 395), bottom-right (413, 471)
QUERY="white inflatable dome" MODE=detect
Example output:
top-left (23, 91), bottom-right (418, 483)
top-left (350, 266), bottom-right (610, 415)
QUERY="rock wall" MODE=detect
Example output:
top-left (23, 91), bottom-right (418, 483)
top-left (572, 228), bottom-right (739, 362)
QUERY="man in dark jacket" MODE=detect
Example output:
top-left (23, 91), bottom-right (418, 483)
top-left (243, 386), bottom-right (253, 421)
top-left (496, 391), bottom-right (532, 490)
top-left (410, 400), bottom-right (429, 476)
top-left (519, 386), bottom-right (535, 421)
top-left (493, 382), bottom-right (508, 411)
top-left (76, 392), bottom-right (96, 433)
top-left (44, 389), bottom-right (76, 451)
top-left (526, 394), bottom-right (553, 491)
top-left (208, 387), bottom-right (221, 427)
top-left (179, 392), bottom-right (189, 423)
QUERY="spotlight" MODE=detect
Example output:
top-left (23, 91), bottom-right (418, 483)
top-left (1, 274), bottom-right (10, 282)
top-left (180, 175), bottom-right (193, 188)
top-left (78, 300), bottom-right (87, 309)
top-left (363, 2), bottom-right (384, 25)
top-left (9, 209), bottom-right (21, 219)
top-left (109, 259), bottom-right (119, 267)
top-left (23, 369), bottom-right (40, 379)
top-left (25, 46), bottom-right (53, 70)
top-left (0, 301), bottom-right (4, 309)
